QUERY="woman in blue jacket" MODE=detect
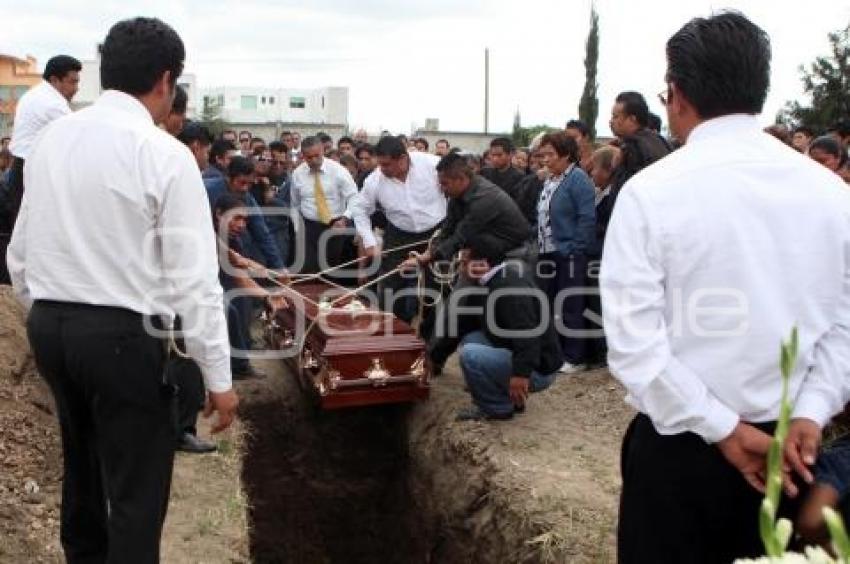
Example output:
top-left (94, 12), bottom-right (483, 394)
top-left (535, 132), bottom-right (596, 373)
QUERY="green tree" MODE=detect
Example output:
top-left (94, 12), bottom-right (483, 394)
top-left (578, 3), bottom-right (600, 140)
top-left (511, 108), bottom-right (524, 146)
top-left (778, 24), bottom-right (850, 131)
top-left (200, 95), bottom-right (228, 138)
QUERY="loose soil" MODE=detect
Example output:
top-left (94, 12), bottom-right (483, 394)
top-left (2, 283), bottom-right (634, 563)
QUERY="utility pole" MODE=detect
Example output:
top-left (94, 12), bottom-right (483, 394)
top-left (484, 47), bottom-right (490, 134)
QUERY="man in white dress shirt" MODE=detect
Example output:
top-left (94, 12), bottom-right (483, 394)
top-left (601, 12), bottom-right (850, 562)
top-left (7, 18), bottom-right (236, 562)
top-left (2, 55), bottom-right (81, 284)
top-left (352, 135), bottom-right (446, 324)
top-left (290, 135), bottom-right (359, 274)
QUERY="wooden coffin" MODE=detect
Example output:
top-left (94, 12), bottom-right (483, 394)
top-left (266, 280), bottom-right (430, 409)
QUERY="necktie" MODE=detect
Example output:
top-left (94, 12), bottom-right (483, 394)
top-left (313, 170), bottom-right (332, 224)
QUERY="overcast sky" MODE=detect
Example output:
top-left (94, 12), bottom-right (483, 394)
top-left (2, 0), bottom-right (848, 136)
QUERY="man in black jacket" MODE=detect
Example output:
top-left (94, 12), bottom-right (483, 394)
top-left (480, 137), bottom-right (526, 200)
top-left (452, 243), bottom-right (563, 421)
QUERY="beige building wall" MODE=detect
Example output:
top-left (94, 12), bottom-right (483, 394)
top-left (0, 54), bottom-right (41, 137)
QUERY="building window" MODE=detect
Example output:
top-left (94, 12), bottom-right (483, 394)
top-left (241, 95), bottom-right (258, 110)
top-left (269, 96), bottom-right (275, 105)
top-left (289, 96), bottom-right (306, 109)
top-left (261, 96), bottom-right (266, 104)
top-left (322, 96), bottom-right (325, 109)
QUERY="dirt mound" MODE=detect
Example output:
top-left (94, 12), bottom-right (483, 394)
top-left (0, 287), bottom-right (63, 563)
top-left (408, 360), bottom-right (633, 563)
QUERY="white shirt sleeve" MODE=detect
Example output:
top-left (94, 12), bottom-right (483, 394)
top-left (338, 165), bottom-right (359, 220)
top-left (7, 192), bottom-right (31, 308)
top-left (350, 174), bottom-right (379, 249)
top-left (157, 148), bottom-right (232, 393)
top-left (600, 186), bottom-right (740, 443)
top-left (792, 236), bottom-right (850, 426)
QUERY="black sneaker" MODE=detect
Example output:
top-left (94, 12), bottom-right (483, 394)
top-left (177, 433), bottom-right (217, 454)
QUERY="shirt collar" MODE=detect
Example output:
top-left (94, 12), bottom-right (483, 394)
top-left (479, 262), bottom-right (506, 285)
top-left (686, 114), bottom-right (761, 145)
top-left (95, 90), bottom-right (154, 124)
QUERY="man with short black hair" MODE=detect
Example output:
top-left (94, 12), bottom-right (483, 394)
top-left (221, 129), bottom-right (237, 144)
top-left (238, 130), bottom-right (252, 154)
top-left (204, 139), bottom-right (238, 181)
top-left (0, 137), bottom-right (10, 150)
top-left (250, 137), bottom-right (266, 157)
top-left (355, 143), bottom-right (377, 187)
top-left (176, 120), bottom-right (212, 171)
top-left (603, 12), bottom-right (850, 562)
top-left (7, 55), bottom-right (82, 232)
top-left (9, 18), bottom-right (236, 561)
top-left (410, 152), bottom-right (531, 365)
top-left (290, 135), bottom-right (359, 273)
top-left (435, 138), bottom-right (450, 157)
top-left (351, 135), bottom-right (446, 323)
top-left (337, 136), bottom-right (355, 156)
top-left (414, 137), bottom-right (429, 152)
top-left (792, 125), bottom-right (815, 153)
top-left (565, 119), bottom-right (595, 172)
top-left (317, 132), bottom-right (333, 155)
top-left (161, 84), bottom-right (188, 136)
top-left (647, 112), bottom-right (663, 133)
top-left (204, 156), bottom-right (284, 270)
top-left (480, 137), bottom-right (525, 200)
top-left (609, 91), bottom-right (671, 192)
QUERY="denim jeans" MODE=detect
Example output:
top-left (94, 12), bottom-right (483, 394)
top-left (459, 330), bottom-right (557, 417)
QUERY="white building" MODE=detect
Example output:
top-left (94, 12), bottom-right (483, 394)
top-left (199, 86), bottom-right (348, 127)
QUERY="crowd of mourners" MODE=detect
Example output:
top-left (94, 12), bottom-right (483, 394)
top-left (4, 10), bottom-right (850, 564)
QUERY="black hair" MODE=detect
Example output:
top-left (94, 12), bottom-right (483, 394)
top-left (227, 155), bottom-right (255, 178)
top-left (100, 17), bottom-right (184, 95)
top-left (648, 113), bottom-right (662, 132)
top-left (171, 84), bottom-right (188, 114)
top-left (436, 152), bottom-right (474, 178)
top-left (280, 130), bottom-right (291, 138)
top-left (221, 129), bottom-right (236, 138)
top-left (793, 125), bottom-right (815, 138)
top-left (540, 131), bottom-right (580, 162)
top-left (209, 139), bottom-right (236, 165)
top-left (489, 137), bottom-right (513, 153)
top-left (238, 130), bottom-right (252, 139)
top-left (356, 144), bottom-right (375, 158)
top-left (43, 55), bottom-right (82, 81)
top-left (177, 121), bottom-right (211, 146)
top-left (213, 193), bottom-right (246, 219)
top-left (415, 137), bottom-right (430, 150)
top-left (810, 135), bottom-right (849, 168)
top-left (268, 141), bottom-right (286, 153)
top-left (666, 11), bottom-right (770, 119)
top-left (565, 119), bottom-right (590, 138)
top-left (375, 135), bottom-right (407, 159)
top-left (614, 91), bottom-right (650, 127)
top-left (339, 154), bottom-right (358, 170)
top-left (250, 137), bottom-right (266, 146)
top-left (318, 133), bottom-right (332, 143)
top-left (436, 138), bottom-right (450, 148)
top-left (397, 134), bottom-right (408, 144)
top-left (301, 136), bottom-right (322, 152)
top-left (337, 136), bottom-right (354, 148)
top-left (828, 120), bottom-right (850, 139)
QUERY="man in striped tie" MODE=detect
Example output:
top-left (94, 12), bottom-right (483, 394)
top-left (290, 135), bottom-right (360, 274)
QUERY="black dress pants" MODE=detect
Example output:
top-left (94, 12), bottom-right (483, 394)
top-left (618, 414), bottom-right (803, 564)
top-left (27, 301), bottom-right (176, 564)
